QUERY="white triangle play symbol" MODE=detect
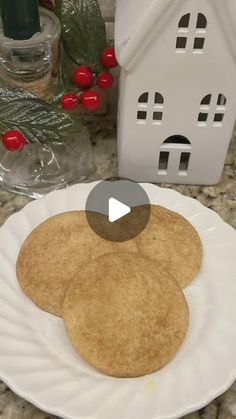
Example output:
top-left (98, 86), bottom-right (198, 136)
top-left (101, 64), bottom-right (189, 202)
top-left (108, 198), bottom-right (131, 223)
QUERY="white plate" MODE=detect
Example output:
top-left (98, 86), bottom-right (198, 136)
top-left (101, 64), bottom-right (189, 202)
top-left (0, 182), bottom-right (236, 419)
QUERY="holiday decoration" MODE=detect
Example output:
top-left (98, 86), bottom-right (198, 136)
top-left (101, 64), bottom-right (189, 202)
top-left (101, 47), bottom-right (118, 68)
top-left (0, 86), bottom-right (94, 197)
top-left (2, 130), bottom-right (27, 151)
top-left (81, 90), bottom-right (101, 110)
top-left (56, 0), bottom-right (118, 111)
top-left (61, 93), bottom-right (78, 109)
top-left (57, 0), bottom-right (106, 94)
top-left (73, 66), bottom-right (94, 88)
top-left (60, 47), bottom-right (118, 111)
top-left (96, 71), bottom-right (114, 89)
top-left (0, 0), bottom-right (113, 149)
top-left (59, 0), bottom-right (106, 68)
top-left (0, 0), bottom-right (104, 197)
top-left (0, 87), bottom-right (81, 149)
top-left (115, 0), bottom-right (236, 185)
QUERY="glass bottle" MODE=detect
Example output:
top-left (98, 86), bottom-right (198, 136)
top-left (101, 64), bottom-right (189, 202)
top-left (0, 6), bottom-right (60, 100)
top-left (0, 6), bottom-right (94, 198)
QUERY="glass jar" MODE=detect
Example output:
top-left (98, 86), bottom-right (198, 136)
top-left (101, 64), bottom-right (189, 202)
top-left (0, 126), bottom-right (94, 199)
top-left (0, 7), bottom-right (61, 100)
top-left (0, 8), bottom-right (95, 197)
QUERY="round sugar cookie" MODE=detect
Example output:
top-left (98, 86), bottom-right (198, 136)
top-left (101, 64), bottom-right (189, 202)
top-left (135, 205), bottom-right (202, 288)
top-left (16, 211), bottom-right (137, 317)
top-left (63, 253), bottom-right (189, 378)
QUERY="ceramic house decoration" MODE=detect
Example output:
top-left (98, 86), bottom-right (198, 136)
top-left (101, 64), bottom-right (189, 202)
top-left (115, 0), bottom-right (236, 185)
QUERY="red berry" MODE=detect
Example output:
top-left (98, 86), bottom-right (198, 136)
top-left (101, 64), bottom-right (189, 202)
top-left (61, 93), bottom-right (78, 110)
top-left (73, 66), bottom-right (94, 87)
top-left (81, 90), bottom-right (101, 111)
top-left (2, 130), bottom-right (27, 151)
top-left (96, 71), bottom-right (114, 89)
top-left (101, 47), bottom-right (118, 68)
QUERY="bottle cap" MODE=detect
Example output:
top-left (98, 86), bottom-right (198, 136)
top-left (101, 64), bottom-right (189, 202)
top-left (0, 0), bottom-right (41, 40)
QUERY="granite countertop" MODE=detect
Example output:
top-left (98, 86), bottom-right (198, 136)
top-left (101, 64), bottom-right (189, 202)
top-left (0, 126), bottom-right (235, 419)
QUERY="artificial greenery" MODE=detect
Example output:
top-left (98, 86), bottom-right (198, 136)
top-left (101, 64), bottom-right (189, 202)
top-left (0, 0), bottom-right (107, 143)
top-left (55, 0), bottom-right (106, 91)
top-left (0, 88), bottom-right (81, 144)
top-left (57, 0), bottom-right (106, 66)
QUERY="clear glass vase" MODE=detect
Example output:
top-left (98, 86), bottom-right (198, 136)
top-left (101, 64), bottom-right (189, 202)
top-left (0, 126), bottom-right (94, 199)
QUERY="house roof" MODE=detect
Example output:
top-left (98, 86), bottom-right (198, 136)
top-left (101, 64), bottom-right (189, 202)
top-left (114, 0), bottom-right (236, 72)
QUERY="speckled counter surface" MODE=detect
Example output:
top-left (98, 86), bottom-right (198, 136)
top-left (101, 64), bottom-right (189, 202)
top-left (0, 127), bottom-right (235, 419)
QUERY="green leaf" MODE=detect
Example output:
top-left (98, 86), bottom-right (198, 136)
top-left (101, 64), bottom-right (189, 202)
top-left (0, 87), bottom-right (37, 102)
top-left (0, 87), bottom-right (81, 144)
top-left (59, 0), bottom-right (106, 66)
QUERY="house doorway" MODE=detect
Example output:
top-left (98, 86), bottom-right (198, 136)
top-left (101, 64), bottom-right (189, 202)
top-left (158, 135), bottom-right (192, 177)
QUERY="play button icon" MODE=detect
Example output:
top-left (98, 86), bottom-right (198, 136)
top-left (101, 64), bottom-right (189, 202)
top-left (109, 198), bottom-right (131, 223)
top-left (85, 179), bottom-right (151, 242)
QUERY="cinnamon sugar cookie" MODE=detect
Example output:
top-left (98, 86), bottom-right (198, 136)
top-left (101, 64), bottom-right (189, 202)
top-left (16, 211), bottom-right (137, 316)
top-left (63, 253), bottom-right (189, 378)
top-left (135, 205), bottom-right (202, 288)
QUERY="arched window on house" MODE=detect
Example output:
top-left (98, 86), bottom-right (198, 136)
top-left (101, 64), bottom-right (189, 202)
top-left (138, 92), bottom-right (149, 104)
top-left (163, 135), bottom-right (191, 144)
top-left (137, 92), bottom-right (149, 123)
top-left (196, 13), bottom-right (207, 29)
top-left (158, 136), bottom-right (192, 176)
top-left (176, 12), bottom-right (207, 52)
top-left (214, 94), bottom-right (227, 125)
top-left (153, 92), bottom-right (164, 124)
top-left (198, 94), bottom-right (226, 126)
top-left (193, 13), bottom-right (207, 51)
top-left (178, 13), bottom-right (191, 28)
top-left (176, 13), bottom-right (190, 51)
top-left (137, 92), bottom-right (164, 124)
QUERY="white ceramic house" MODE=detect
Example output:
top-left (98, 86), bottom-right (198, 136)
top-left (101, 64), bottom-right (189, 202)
top-left (115, 0), bottom-right (236, 185)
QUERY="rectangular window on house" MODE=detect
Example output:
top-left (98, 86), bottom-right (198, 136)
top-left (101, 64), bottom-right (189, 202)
top-left (179, 152), bottom-right (190, 175)
top-left (214, 113), bottom-right (224, 125)
top-left (176, 37), bottom-right (187, 51)
top-left (198, 113), bottom-right (208, 122)
top-left (137, 110), bottom-right (147, 123)
top-left (198, 112), bottom-right (208, 125)
top-left (193, 37), bottom-right (205, 51)
top-left (153, 111), bottom-right (163, 124)
top-left (158, 152), bottom-right (169, 174)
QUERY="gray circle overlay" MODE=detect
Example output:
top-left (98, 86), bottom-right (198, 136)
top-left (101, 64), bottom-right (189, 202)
top-left (85, 180), bottom-right (151, 242)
